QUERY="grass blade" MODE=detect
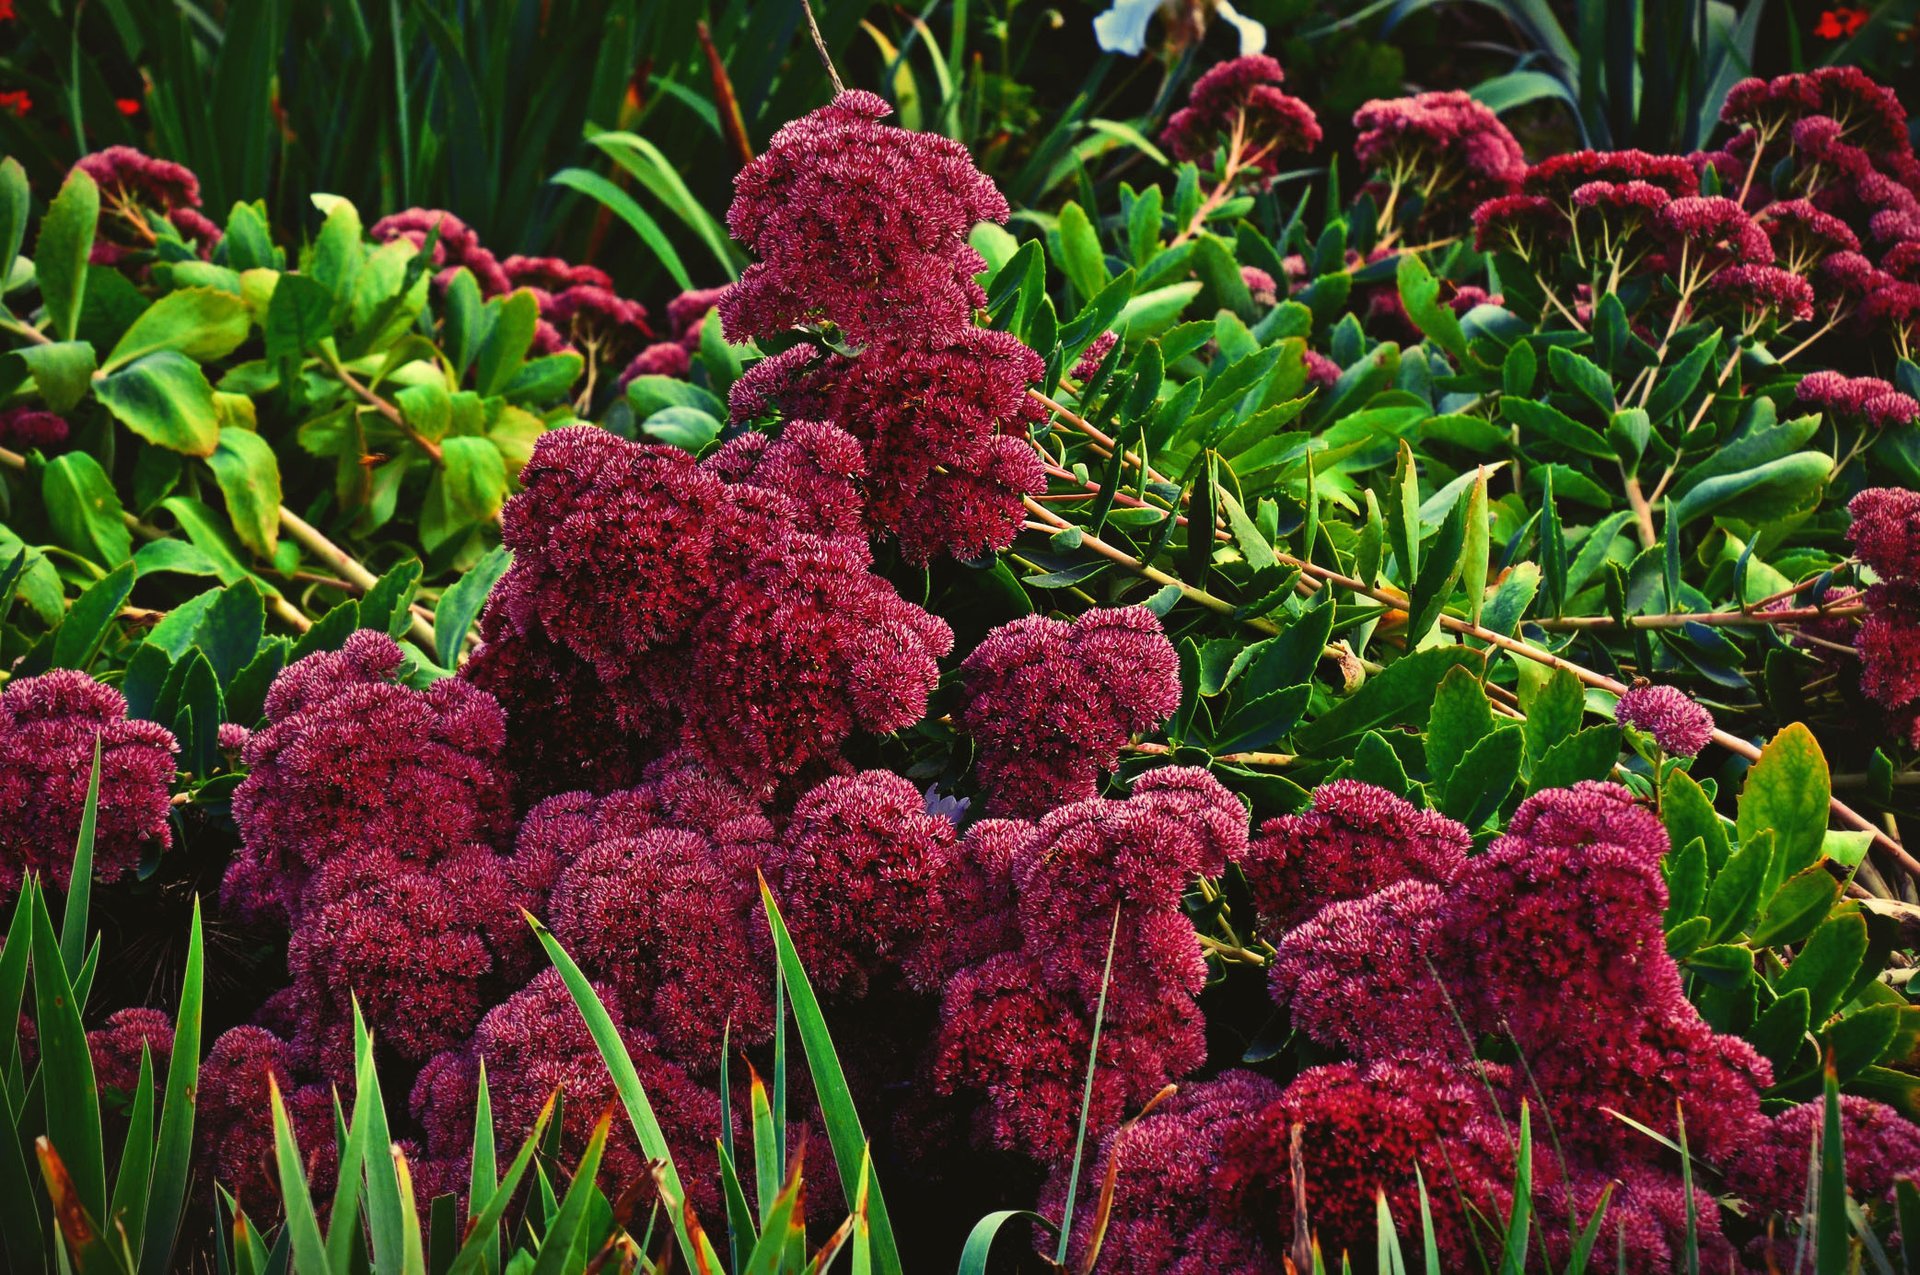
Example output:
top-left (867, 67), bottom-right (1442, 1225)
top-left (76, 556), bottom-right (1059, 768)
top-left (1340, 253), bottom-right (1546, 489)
top-left (749, 1064), bottom-right (779, 1222)
top-left (957, 1210), bottom-right (1060, 1275)
top-left (352, 1003), bottom-right (405, 1272)
top-left (323, 1031), bottom-right (377, 1275)
top-left (548, 167), bottom-right (694, 292)
top-left (1816, 1056), bottom-right (1849, 1274)
top-left (529, 914), bottom-right (702, 1270)
top-left (528, 1107), bottom-right (611, 1275)
top-left (1414, 1167), bottom-right (1441, 1275)
top-left (756, 876), bottom-right (904, 1275)
top-left (268, 1075), bottom-right (332, 1275)
top-left (108, 1043), bottom-right (158, 1259)
top-left (1497, 1103), bottom-right (1532, 1275)
top-left (1055, 908), bottom-right (1122, 1264)
top-left (140, 896), bottom-right (202, 1275)
top-left (59, 737), bottom-right (101, 974)
top-left (465, 1061), bottom-right (499, 1274)
top-left (31, 879), bottom-right (106, 1221)
top-left (446, 1093), bottom-right (555, 1275)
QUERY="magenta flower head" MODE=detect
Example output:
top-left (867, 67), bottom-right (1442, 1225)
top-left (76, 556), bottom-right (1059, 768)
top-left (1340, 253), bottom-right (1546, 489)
top-left (1858, 608), bottom-right (1920, 749)
top-left (0, 406), bottom-right (68, 450)
top-left (1242, 779), bottom-right (1470, 931)
top-left (1353, 91), bottom-right (1525, 214)
top-left (1471, 193), bottom-right (1563, 257)
top-left (1041, 1071), bottom-right (1284, 1275)
top-left (1849, 488), bottom-right (1920, 583)
top-left (1269, 879), bottom-right (1462, 1062)
top-left (196, 1026), bottom-right (333, 1213)
top-left (1217, 1059), bottom-right (1503, 1267)
top-left (1813, 249), bottom-right (1881, 304)
top-left (288, 845), bottom-right (534, 1078)
top-left (1303, 348), bottom-right (1341, 389)
top-left (763, 770), bottom-right (958, 997)
top-left (1728, 1095), bottom-right (1920, 1213)
top-left (543, 283), bottom-right (652, 349)
top-left (1570, 178), bottom-right (1673, 216)
top-left (1522, 150), bottom-right (1700, 202)
top-left (685, 531), bottom-right (953, 796)
top-left (228, 630), bottom-right (513, 920)
top-left (702, 420), bottom-right (868, 539)
top-left (486, 426), bottom-right (729, 676)
top-left (720, 89), bottom-right (1008, 344)
top-left (501, 254), bottom-right (613, 293)
top-left (1801, 373), bottom-right (1920, 430)
top-left (88, 1007), bottom-right (174, 1097)
top-left (369, 208), bottom-right (512, 296)
top-left (1654, 196), bottom-right (1773, 271)
top-left (1161, 55), bottom-right (1321, 175)
top-left (617, 341), bottom-right (692, 387)
top-left (74, 146), bottom-right (215, 263)
top-left (956, 606), bottom-right (1182, 818)
top-left (0, 669), bottom-right (177, 895)
top-left (666, 286), bottom-right (730, 345)
top-left (1071, 330), bottom-right (1119, 380)
top-left (1721, 74), bottom-right (1820, 133)
top-left (410, 970), bottom-right (728, 1219)
top-left (1759, 199), bottom-right (1862, 268)
top-left (1614, 684), bottom-right (1716, 756)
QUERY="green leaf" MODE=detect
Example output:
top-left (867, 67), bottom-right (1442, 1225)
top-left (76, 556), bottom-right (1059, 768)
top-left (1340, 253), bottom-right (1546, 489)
top-left (529, 1108), bottom-right (612, 1275)
top-left (548, 168), bottom-right (694, 293)
top-left (43, 451), bottom-right (133, 566)
top-left (1776, 914), bottom-right (1867, 1024)
top-left (104, 286), bottom-right (252, 371)
top-left (263, 272), bottom-right (335, 363)
top-left (1750, 867), bottom-right (1842, 948)
top-left (1501, 397), bottom-right (1615, 460)
top-left (1705, 829), bottom-right (1773, 944)
top-left (1663, 770), bottom-right (1730, 873)
top-left (360, 560), bottom-right (423, 641)
top-left (1406, 479), bottom-right (1470, 640)
top-left (421, 438), bottom-right (507, 553)
top-left (1827, 1004), bottom-right (1902, 1083)
top-left (207, 426), bottom-right (282, 559)
top-left (1386, 440), bottom-right (1421, 585)
top-left (1395, 253), bottom-right (1468, 361)
top-left (1462, 468), bottom-right (1490, 628)
top-left (1115, 281), bottom-right (1202, 338)
top-left (1672, 452), bottom-right (1832, 529)
top-left (36, 168), bottom-right (99, 342)
top-left (756, 881), bottom-right (905, 1275)
top-left (1548, 345), bottom-right (1615, 415)
top-left (627, 375), bottom-right (726, 419)
top-left (1526, 724), bottom-right (1622, 793)
top-left (10, 340), bottom-right (99, 413)
top-left (641, 405), bottom-right (723, 452)
top-left (1664, 838), bottom-right (1709, 929)
top-left (96, 350), bottom-right (222, 456)
top-left (0, 157), bottom-right (27, 283)
top-left (52, 563), bottom-right (136, 672)
top-left (1441, 725), bottom-right (1523, 829)
top-left (269, 1073), bottom-right (332, 1274)
top-left (1054, 201), bottom-right (1109, 303)
top-left (435, 545), bottom-right (511, 670)
top-left (1749, 988), bottom-right (1810, 1071)
top-left (1426, 664), bottom-right (1494, 791)
top-left (1737, 723), bottom-right (1831, 899)
top-left (474, 290), bottom-right (538, 398)
top-left (1645, 335), bottom-right (1720, 424)
top-left (1519, 666), bottom-right (1584, 768)
top-left (1296, 647), bottom-right (1485, 752)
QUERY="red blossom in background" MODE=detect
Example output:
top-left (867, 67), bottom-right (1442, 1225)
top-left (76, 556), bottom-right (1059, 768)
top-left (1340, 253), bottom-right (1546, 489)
top-left (955, 606), bottom-right (1181, 817)
top-left (0, 670), bottom-right (176, 895)
top-left (369, 207), bottom-right (512, 296)
top-left (0, 406), bottom-right (68, 450)
top-left (1353, 90), bottom-right (1524, 221)
top-left (1161, 55), bottom-right (1321, 176)
top-left (75, 146), bottom-right (221, 263)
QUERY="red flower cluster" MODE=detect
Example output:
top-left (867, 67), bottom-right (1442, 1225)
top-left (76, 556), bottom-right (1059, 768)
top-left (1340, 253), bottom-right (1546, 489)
top-left (74, 146), bottom-right (221, 264)
top-left (1160, 55), bottom-right (1321, 177)
top-left (502, 253), bottom-right (651, 357)
top-left (471, 425), bottom-right (951, 800)
top-left (617, 285), bottom-right (730, 387)
top-left (1353, 91), bottom-right (1524, 221)
top-left (719, 91), bottom-right (1049, 563)
top-left (227, 631), bottom-right (526, 1075)
top-left (410, 969), bottom-right (729, 1219)
top-left (926, 768), bottom-right (1248, 1161)
top-left (369, 208), bottom-right (513, 296)
top-left (1078, 779), bottom-right (1807, 1267)
top-left (954, 606), bottom-right (1181, 817)
top-left (0, 406), bottom-right (69, 451)
top-left (88, 1007), bottom-right (173, 1097)
top-left (195, 1025), bottom-right (338, 1212)
top-left (0, 670), bottom-right (176, 894)
top-left (1614, 683), bottom-right (1716, 756)
top-left (1850, 488), bottom-right (1920, 747)
top-left (1797, 369), bottom-right (1920, 429)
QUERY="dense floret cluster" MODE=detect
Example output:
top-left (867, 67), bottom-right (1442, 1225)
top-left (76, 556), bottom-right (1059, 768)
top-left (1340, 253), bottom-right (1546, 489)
top-left (0, 406), bottom-right (68, 450)
top-left (955, 606), bottom-right (1181, 816)
top-left (74, 145), bottom-right (220, 263)
top-left (1160, 55), bottom-right (1321, 175)
top-left (0, 669), bottom-right (176, 893)
top-left (1615, 683), bottom-right (1717, 756)
top-left (1851, 488), bottom-right (1920, 748)
top-left (1354, 91), bottom-right (1525, 223)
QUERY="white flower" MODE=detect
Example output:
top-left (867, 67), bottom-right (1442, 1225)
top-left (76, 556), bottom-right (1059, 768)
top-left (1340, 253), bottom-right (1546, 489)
top-left (1092, 0), bottom-right (1267, 58)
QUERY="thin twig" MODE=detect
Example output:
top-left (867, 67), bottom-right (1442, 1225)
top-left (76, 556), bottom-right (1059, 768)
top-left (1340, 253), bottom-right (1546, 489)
top-left (799, 0), bottom-right (845, 95)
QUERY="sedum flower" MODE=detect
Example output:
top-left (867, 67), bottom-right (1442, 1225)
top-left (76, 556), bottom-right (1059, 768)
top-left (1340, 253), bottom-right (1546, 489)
top-left (0, 670), bottom-right (177, 894)
top-left (1614, 683), bottom-right (1717, 756)
top-left (0, 406), bottom-right (68, 450)
top-left (1849, 487), bottom-right (1920, 581)
top-left (1160, 55), bottom-right (1321, 176)
top-left (955, 606), bottom-right (1182, 818)
top-left (369, 208), bottom-right (511, 296)
top-left (1353, 91), bottom-right (1525, 216)
top-left (74, 146), bottom-right (220, 263)
top-left (720, 90), bottom-right (1008, 344)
